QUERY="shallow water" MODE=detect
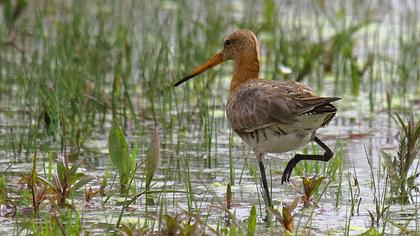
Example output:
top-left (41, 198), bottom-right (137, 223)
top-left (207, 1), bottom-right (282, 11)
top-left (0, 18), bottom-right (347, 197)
top-left (0, 0), bottom-right (419, 235)
top-left (1, 91), bottom-right (419, 235)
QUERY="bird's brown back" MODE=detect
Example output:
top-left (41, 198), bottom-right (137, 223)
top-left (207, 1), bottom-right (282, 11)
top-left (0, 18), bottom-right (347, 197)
top-left (226, 79), bottom-right (340, 132)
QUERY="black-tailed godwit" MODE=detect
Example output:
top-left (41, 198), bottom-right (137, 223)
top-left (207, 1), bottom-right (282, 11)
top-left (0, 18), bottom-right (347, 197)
top-left (175, 29), bottom-right (340, 207)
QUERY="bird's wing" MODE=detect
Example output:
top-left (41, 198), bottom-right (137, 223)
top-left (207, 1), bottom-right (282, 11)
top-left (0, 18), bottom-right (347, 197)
top-left (226, 80), bottom-right (340, 132)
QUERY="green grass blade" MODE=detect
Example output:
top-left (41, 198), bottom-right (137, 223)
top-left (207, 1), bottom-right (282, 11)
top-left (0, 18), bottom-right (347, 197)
top-left (247, 205), bottom-right (257, 236)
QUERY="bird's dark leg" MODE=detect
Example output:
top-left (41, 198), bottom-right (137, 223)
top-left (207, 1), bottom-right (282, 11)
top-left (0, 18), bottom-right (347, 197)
top-left (281, 137), bottom-right (333, 184)
top-left (257, 154), bottom-right (273, 207)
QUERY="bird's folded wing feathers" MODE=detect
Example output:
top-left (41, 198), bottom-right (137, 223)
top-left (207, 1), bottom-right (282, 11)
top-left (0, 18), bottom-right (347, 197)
top-left (227, 80), bottom-right (340, 132)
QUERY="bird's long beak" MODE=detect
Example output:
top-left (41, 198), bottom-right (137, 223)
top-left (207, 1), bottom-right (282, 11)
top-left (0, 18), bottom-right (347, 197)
top-left (174, 51), bottom-right (224, 87)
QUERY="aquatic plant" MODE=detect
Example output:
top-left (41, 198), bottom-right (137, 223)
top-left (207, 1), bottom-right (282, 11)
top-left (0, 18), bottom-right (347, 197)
top-left (84, 186), bottom-right (101, 207)
top-left (17, 151), bottom-right (47, 215)
top-left (118, 223), bottom-right (152, 236)
top-left (271, 197), bottom-right (300, 234)
top-left (49, 156), bottom-right (95, 207)
top-left (383, 114), bottom-right (420, 203)
top-left (0, 171), bottom-right (9, 205)
top-left (348, 170), bottom-right (361, 217)
top-left (0, 0), bottom-right (27, 32)
top-left (158, 214), bottom-right (201, 236)
top-left (300, 175), bottom-right (325, 207)
top-left (226, 182), bottom-right (232, 210)
top-left (18, 151), bottom-right (94, 213)
top-left (247, 205), bottom-right (256, 236)
top-left (365, 148), bottom-right (390, 231)
top-left (145, 129), bottom-right (160, 190)
top-left (0, 0), bottom-right (418, 234)
top-left (108, 121), bottom-right (136, 194)
top-left (359, 227), bottom-right (382, 236)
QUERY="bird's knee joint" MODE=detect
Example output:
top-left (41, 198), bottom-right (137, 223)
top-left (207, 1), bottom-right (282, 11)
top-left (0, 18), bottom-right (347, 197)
top-left (256, 153), bottom-right (264, 162)
top-left (324, 151), bottom-right (333, 161)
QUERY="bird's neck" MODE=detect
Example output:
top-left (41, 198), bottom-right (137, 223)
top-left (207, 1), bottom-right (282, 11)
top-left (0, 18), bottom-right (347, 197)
top-left (230, 54), bottom-right (260, 95)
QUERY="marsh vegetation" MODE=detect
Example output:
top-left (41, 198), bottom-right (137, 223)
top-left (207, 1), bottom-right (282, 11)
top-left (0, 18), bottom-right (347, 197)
top-left (0, 0), bottom-right (419, 235)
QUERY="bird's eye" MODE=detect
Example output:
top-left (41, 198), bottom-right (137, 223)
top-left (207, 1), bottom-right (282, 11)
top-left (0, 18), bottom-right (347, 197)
top-left (224, 40), bottom-right (231, 47)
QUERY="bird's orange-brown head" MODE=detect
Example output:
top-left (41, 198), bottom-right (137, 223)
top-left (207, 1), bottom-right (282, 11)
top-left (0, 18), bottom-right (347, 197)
top-left (174, 29), bottom-right (260, 94)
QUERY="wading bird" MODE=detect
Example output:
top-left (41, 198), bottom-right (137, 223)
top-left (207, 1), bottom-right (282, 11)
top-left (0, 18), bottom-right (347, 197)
top-left (174, 29), bottom-right (340, 207)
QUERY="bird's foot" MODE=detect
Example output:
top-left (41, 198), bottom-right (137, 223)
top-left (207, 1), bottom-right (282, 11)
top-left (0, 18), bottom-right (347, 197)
top-left (281, 161), bottom-right (296, 184)
top-left (281, 170), bottom-right (291, 184)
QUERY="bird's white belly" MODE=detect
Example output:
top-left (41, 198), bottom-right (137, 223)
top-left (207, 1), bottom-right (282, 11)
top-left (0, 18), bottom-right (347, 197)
top-left (239, 128), bottom-right (314, 154)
